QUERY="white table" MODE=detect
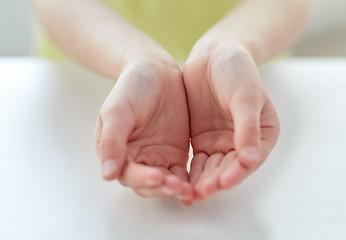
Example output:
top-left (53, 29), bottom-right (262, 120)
top-left (1, 58), bottom-right (345, 240)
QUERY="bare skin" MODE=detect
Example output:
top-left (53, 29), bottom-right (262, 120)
top-left (95, 58), bottom-right (193, 201)
top-left (32, 0), bottom-right (309, 204)
top-left (184, 44), bottom-right (280, 202)
top-left (182, 0), bottom-right (308, 202)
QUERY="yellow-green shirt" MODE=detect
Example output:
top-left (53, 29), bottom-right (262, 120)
top-left (36, 0), bottom-right (239, 61)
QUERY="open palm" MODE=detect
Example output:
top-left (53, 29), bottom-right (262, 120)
top-left (96, 59), bottom-right (193, 201)
top-left (183, 47), bottom-right (280, 202)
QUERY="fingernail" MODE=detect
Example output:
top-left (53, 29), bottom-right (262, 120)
top-left (178, 195), bottom-right (191, 201)
top-left (146, 179), bottom-right (162, 187)
top-left (242, 146), bottom-right (260, 163)
top-left (102, 160), bottom-right (118, 178)
top-left (162, 187), bottom-right (176, 196)
top-left (181, 200), bottom-right (193, 207)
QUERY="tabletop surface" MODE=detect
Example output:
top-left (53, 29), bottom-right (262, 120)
top-left (1, 58), bottom-right (346, 240)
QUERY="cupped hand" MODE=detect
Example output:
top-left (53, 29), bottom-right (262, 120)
top-left (183, 44), bottom-right (280, 203)
top-left (95, 57), bottom-right (193, 202)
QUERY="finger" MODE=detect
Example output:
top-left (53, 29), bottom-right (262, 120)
top-left (168, 165), bottom-right (194, 200)
top-left (193, 194), bottom-right (205, 203)
top-left (96, 106), bottom-right (135, 180)
top-left (259, 102), bottom-right (281, 158)
top-left (132, 175), bottom-right (186, 199)
top-left (119, 162), bottom-right (165, 188)
top-left (121, 164), bottom-right (192, 200)
top-left (163, 175), bottom-right (194, 202)
top-left (194, 153), bottom-right (224, 197)
top-left (189, 153), bottom-right (208, 203)
top-left (230, 91), bottom-right (264, 169)
top-left (161, 174), bottom-right (184, 195)
top-left (169, 164), bottom-right (189, 182)
top-left (133, 186), bottom-right (167, 198)
top-left (177, 182), bottom-right (194, 201)
top-left (189, 152), bottom-right (208, 185)
top-left (95, 116), bottom-right (103, 161)
top-left (204, 152), bottom-right (223, 171)
top-left (181, 200), bottom-right (194, 206)
top-left (219, 153), bottom-right (251, 190)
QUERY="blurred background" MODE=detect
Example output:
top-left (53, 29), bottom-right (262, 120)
top-left (0, 0), bottom-right (346, 57)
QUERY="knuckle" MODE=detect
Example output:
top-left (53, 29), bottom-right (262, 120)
top-left (133, 189), bottom-right (149, 198)
top-left (100, 135), bottom-right (119, 149)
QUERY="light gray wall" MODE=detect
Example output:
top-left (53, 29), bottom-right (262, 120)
top-left (295, 0), bottom-right (346, 56)
top-left (0, 0), bottom-right (345, 57)
top-left (0, 0), bottom-right (33, 56)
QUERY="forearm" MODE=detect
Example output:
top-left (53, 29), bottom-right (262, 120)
top-left (32, 0), bottom-right (174, 79)
top-left (195, 0), bottom-right (309, 64)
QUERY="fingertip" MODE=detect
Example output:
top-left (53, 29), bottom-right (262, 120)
top-left (196, 178), bottom-right (218, 198)
top-left (164, 175), bottom-right (183, 190)
top-left (193, 193), bottom-right (205, 203)
top-left (120, 163), bottom-right (167, 188)
top-left (177, 183), bottom-right (194, 200)
top-left (145, 168), bottom-right (166, 187)
top-left (160, 176), bottom-right (182, 197)
top-left (219, 172), bottom-right (237, 190)
top-left (162, 186), bottom-right (177, 196)
top-left (239, 146), bottom-right (260, 168)
top-left (146, 177), bottom-right (164, 187)
top-left (181, 200), bottom-right (193, 207)
top-left (219, 164), bottom-right (245, 190)
top-left (102, 159), bottom-right (120, 180)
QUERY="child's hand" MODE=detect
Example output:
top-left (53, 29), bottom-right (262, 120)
top-left (95, 56), bottom-right (193, 202)
top-left (183, 43), bottom-right (280, 203)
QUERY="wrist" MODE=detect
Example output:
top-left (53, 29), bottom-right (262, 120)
top-left (127, 51), bottom-right (178, 70)
top-left (119, 49), bottom-right (181, 80)
top-left (113, 44), bottom-right (179, 80)
top-left (188, 32), bottom-right (262, 65)
top-left (187, 36), bottom-right (255, 67)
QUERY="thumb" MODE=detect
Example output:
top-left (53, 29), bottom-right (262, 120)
top-left (230, 92), bottom-right (263, 169)
top-left (95, 106), bottom-right (134, 180)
